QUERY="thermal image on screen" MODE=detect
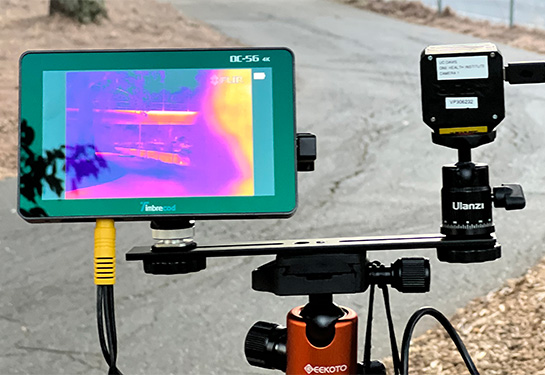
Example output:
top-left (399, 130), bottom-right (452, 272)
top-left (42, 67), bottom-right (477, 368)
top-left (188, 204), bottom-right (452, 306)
top-left (63, 69), bottom-right (255, 199)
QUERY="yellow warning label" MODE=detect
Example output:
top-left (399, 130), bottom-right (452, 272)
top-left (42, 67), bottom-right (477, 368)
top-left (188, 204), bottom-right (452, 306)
top-left (439, 126), bottom-right (488, 135)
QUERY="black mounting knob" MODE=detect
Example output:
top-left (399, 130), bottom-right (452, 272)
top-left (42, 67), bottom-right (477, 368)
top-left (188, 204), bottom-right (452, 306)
top-left (493, 184), bottom-right (526, 210)
top-left (390, 258), bottom-right (430, 293)
top-left (244, 321), bottom-right (287, 371)
top-left (367, 257), bottom-right (430, 293)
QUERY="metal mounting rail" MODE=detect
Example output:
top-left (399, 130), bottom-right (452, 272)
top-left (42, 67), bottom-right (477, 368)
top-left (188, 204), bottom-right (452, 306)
top-left (126, 233), bottom-right (498, 261)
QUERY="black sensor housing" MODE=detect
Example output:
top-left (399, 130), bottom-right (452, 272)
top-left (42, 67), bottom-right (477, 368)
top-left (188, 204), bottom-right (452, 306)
top-left (421, 43), bottom-right (505, 136)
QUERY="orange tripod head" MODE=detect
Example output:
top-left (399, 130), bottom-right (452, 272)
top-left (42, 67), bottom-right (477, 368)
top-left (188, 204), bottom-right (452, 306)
top-left (246, 294), bottom-right (358, 375)
top-left (244, 254), bottom-right (430, 375)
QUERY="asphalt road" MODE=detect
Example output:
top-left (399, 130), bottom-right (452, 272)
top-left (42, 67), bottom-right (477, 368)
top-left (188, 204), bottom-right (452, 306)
top-left (2, 0), bottom-right (545, 374)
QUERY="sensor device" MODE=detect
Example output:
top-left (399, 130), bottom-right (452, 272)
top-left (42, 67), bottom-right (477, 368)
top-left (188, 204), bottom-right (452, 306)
top-left (421, 43), bottom-right (504, 137)
top-left (420, 43), bottom-right (528, 263)
top-left (19, 48), bottom-right (296, 221)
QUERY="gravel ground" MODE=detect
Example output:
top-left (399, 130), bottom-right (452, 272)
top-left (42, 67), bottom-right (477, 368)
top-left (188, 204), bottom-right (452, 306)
top-left (381, 258), bottom-right (545, 374)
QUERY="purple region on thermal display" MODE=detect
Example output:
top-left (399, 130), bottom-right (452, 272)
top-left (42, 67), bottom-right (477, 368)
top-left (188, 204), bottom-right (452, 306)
top-left (64, 69), bottom-right (246, 199)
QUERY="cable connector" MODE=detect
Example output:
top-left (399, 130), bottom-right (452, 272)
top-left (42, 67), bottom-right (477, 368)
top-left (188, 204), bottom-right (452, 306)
top-left (94, 219), bottom-right (116, 285)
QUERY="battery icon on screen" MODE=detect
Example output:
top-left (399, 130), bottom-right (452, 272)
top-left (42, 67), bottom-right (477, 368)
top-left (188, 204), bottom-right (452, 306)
top-left (253, 72), bottom-right (266, 80)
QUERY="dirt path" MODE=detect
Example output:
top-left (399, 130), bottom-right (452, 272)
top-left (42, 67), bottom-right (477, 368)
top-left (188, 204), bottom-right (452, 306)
top-left (0, 0), bottom-right (238, 179)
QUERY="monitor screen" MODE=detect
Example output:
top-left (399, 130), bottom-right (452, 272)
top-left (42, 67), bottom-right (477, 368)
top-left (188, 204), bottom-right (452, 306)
top-left (19, 48), bottom-right (296, 221)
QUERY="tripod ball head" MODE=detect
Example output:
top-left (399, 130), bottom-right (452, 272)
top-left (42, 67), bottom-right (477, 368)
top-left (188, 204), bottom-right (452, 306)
top-left (441, 162), bottom-right (494, 238)
top-left (438, 161), bottom-right (525, 263)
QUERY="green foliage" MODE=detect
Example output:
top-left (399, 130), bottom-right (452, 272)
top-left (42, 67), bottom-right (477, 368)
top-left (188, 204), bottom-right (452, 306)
top-left (19, 120), bottom-right (110, 218)
top-left (20, 120), bottom-right (65, 217)
top-left (49, 0), bottom-right (108, 24)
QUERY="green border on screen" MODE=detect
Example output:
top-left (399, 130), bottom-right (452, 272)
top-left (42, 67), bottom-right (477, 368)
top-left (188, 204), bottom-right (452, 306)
top-left (19, 48), bottom-right (296, 222)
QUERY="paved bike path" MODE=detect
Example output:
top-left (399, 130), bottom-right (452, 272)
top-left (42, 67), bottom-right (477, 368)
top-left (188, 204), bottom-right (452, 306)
top-left (2, 0), bottom-right (545, 373)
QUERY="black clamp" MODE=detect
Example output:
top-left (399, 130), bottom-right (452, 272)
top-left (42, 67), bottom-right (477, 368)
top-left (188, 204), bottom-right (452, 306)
top-left (297, 133), bottom-right (316, 172)
top-left (493, 184), bottom-right (526, 210)
top-left (505, 62), bottom-right (545, 85)
top-left (251, 253), bottom-right (430, 296)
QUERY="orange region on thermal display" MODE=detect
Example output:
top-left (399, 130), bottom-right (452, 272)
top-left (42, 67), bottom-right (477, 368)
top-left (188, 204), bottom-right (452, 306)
top-left (206, 69), bottom-right (254, 196)
top-left (75, 108), bottom-right (198, 125)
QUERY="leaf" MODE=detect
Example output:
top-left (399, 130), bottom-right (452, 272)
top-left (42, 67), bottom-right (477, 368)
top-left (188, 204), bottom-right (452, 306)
top-left (44, 175), bottom-right (63, 197)
top-left (20, 120), bottom-right (35, 146)
top-left (19, 120), bottom-right (66, 214)
top-left (20, 177), bottom-right (37, 204)
top-left (28, 207), bottom-right (48, 217)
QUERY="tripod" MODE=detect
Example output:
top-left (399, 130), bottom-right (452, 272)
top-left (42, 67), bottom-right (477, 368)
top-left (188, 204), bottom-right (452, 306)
top-left (126, 227), bottom-right (516, 374)
top-left (244, 253), bottom-right (429, 375)
top-left (123, 43), bottom-right (545, 374)
top-left (126, 133), bottom-right (524, 374)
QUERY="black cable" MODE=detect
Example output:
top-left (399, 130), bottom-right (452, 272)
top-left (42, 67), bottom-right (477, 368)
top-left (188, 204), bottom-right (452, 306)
top-left (379, 285), bottom-right (400, 375)
top-left (363, 284), bottom-right (376, 371)
top-left (97, 286), bottom-right (111, 367)
top-left (97, 285), bottom-right (123, 375)
top-left (108, 287), bottom-right (123, 375)
top-left (107, 287), bottom-right (119, 364)
top-left (104, 287), bottom-right (119, 374)
top-left (400, 307), bottom-right (479, 375)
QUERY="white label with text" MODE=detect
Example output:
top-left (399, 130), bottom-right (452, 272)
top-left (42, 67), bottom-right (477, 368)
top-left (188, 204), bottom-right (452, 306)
top-left (445, 97), bottom-right (478, 109)
top-left (304, 364), bottom-right (348, 374)
top-left (436, 56), bottom-right (488, 80)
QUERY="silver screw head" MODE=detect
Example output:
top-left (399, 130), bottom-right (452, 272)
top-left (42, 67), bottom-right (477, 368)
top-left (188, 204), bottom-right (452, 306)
top-left (431, 117), bottom-right (436, 122)
top-left (428, 55), bottom-right (433, 61)
top-left (490, 52), bottom-right (496, 58)
top-left (492, 114), bottom-right (498, 120)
